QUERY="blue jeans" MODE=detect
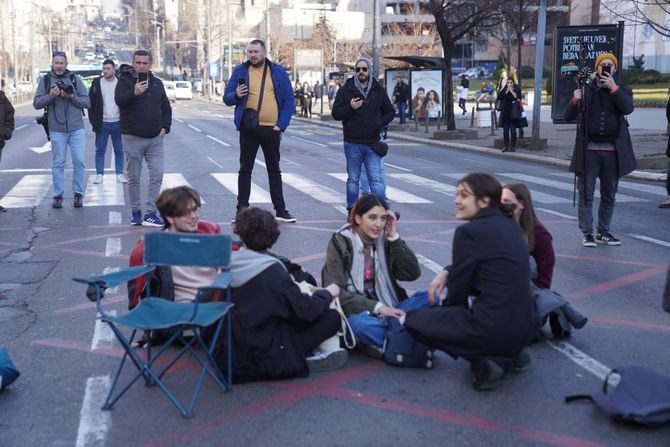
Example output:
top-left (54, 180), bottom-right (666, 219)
top-left (397, 101), bottom-right (407, 124)
top-left (347, 291), bottom-right (433, 348)
top-left (50, 128), bottom-right (86, 197)
top-left (344, 142), bottom-right (386, 209)
top-left (360, 160), bottom-right (386, 195)
top-left (95, 121), bottom-right (124, 175)
top-left (577, 150), bottom-right (619, 235)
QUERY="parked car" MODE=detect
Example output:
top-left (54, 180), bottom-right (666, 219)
top-left (453, 66), bottom-right (489, 80)
top-left (84, 52), bottom-right (96, 62)
top-left (174, 81), bottom-right (193, 100)
top-left (163, 81), bottom-right (176, 102)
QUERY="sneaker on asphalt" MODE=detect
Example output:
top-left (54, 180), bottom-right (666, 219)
top-left (116, 174), bottom-right (128, 184)
top-left (306, 348), bottom-right (348, 373)
top-left (52, 196), bottom-right (63, 209)
top-left (512, 349), bottom-right (532, 373)
top-left (472, 358), bottom-right (506, 391)
top-left (93, 174), bottom-right (103, 184)
top-left (595, 232), bottom-right (621, 246)
top-left (73, 193), bottom-right (84, 208)
top-left (659, 196), bottom-right (670, 208)
top-left (130, 210), bottom-right (142, 226)
top-left (0, 205), bottom-right (6, 212)
top-left (275, 210), bottom-right (296, 223)
top-left (582, 233), bottom-right (596, 248)
top-left (142, 212), bottom-right (165, 227)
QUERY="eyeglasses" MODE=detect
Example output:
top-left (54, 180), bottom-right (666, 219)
top-left (355, 66), bottom-right (368, 73)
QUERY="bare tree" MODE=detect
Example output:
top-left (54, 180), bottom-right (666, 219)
top-left (381, 18), bottom-right (441, 70)
top-left (427, 0), bottom-right (503, 130)
top-left (601, 1), bottom-right (670, 37)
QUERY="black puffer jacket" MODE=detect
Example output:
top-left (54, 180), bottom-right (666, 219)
top-left (0, 91), bottom-right (15, 149)
top-left (115, 64), bottom-right (171, 138)
top-left (331, 77), bottom-right (395, 145)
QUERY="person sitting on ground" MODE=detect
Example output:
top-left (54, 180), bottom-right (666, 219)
top-left (402, 173), bottom-right (539, 391)
top-left (228, 207), bottom-right (347, 382)
top-left (474, 81), bottom-right (495, 110)
top-left (321, 194), bottom-right (426, 358)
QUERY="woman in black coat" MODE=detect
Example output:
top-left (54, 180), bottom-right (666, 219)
top-left (660, 96), bottom-right (670, 208)
top-left (403, 173), bottom-right (539, 391)
top-left (497, 78), bottom-right (521, 152)
top-left (0, 90), bottom-right (15, 212)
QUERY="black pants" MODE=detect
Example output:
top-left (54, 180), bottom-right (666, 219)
top-left (238, 126), bottom-right (287, 212)
top-left (296, 309), bottom-right (341, 355)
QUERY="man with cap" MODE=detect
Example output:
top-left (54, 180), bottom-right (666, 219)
top-left (331, 56), bottom-right (395, 212)
top-left (564, 52), bottom-right (635, 248)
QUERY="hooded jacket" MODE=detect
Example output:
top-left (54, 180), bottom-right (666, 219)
top-left (0, 91), bottom-right (15, 149)
top-left (115, 64), bottom-right (172, 138)
top-left (33, 69), bottom-right (90, 133)
top-left (88, 75), bottom-right (119, 132)
top-left (331, 76), bottom-right (395, 145)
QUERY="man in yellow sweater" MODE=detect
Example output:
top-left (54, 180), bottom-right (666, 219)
top-left (223, 39), bottom-right (296, 223)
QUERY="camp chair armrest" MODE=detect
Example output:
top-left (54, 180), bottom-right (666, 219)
top-left (73, 265), bottom-right (156, 289)
top-left (210, 271), bottom-right (232, 290)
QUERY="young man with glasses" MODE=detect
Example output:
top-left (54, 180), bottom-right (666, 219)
top-left (331, 57), bottom-right (395, 213)
top-left (33, 52), bottom-right (91, 208)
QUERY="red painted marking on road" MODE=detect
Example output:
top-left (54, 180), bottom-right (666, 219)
top-left (282, 224), bottom-right (340, 233)
top-left (291, 252), bottom-right (326, 264)
top-left (555, 253), bottom-right (664, 268)
top-left (568, 267), bottom-right (666, 300)
top-left (403, 236), bottom-right (450, 245)
top-left (53, 294), bottom-right (126, 315)
top-left (52, 247), bottom-right (127, 259)
top-left (437, 228), bottom-right (456, 235)
top-left (48, 229), bottom-right (144, 247)
top-left (591, 316), bottom-right (670, 333)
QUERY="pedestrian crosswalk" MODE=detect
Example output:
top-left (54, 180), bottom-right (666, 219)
top-left (0, 169), bottom-right (663, 209)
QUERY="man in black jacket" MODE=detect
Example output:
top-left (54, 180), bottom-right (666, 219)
top-left (563, 53), bottom-right (635, 248)
top-left (115, 50), bottom-right (172, 227)
top-left (0, 89), bottom-right (15, 212)
top-left (332, 57), bottom-right (395, 211)
top-left (89, 59), bottom-right (126, 185)
top-left (392, 75), bottom-right (410, 124)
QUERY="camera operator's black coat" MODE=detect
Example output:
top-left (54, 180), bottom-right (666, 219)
top-left (0, 91), bottom-right (15, 149)
top-left (331, 77), bottom-right (395, 145)
top-left (563, 77), bottom-right (636, 177)
top-left (404, 207), bottom-right (539, 365)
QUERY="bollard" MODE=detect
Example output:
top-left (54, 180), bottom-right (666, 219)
top-left (491, 110), bottom-right (496, 135)
top-left (437, 112), bottom-right (441, 130)
top-left (470, 106), bottom-right (475, 128)
top-left (424, 116), bottom-right (429, 133)
top-left (414, 116), bottom-right (418, 131)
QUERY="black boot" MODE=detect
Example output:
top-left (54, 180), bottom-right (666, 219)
top-left (510, 135), bottom-right (517, 152)
top-left (518, 127), bottom-right (525, 139)
top-left (502, 134), bottom-right (510, 152)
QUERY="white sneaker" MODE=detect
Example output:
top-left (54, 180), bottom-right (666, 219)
top-left (306, 348), bottom-right (348, 373)
top-left (116, 174), bottom-right (128, 184)
top-left (93, 174), bottom-right (103, 184)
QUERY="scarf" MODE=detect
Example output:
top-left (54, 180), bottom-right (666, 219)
top-left (353, 57), bottom-right (373, 98)
top-left (337, 224), bottom-right (399, 308)
top-left (230, 248), bottom-right (286, 287)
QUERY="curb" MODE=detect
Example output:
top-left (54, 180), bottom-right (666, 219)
top-left (291, 116), bottom-right (667, 183)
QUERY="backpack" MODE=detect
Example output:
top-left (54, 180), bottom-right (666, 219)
top-left (383, 317), bottom-right (433, 368)
top-left (566, 366), bottom-right (670, 426)
top-left (0, 347), bottom-right (20, 390)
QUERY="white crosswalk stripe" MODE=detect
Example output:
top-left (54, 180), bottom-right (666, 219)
top-left (551, 172), bottom-right (667, 196)
top-left (0, 175), bottom-right (52, 208)
top-left (328, 173), bottom-right (432, 203)
top-left (282, 173), bottom-right (342, 203)
top-left (210, 173), bottom-right (271, 203)
top-left (85, 177), bottom-right (125, 206)
top-left (161, 173), bottom-right (205, 204)
top-left (388, 173), bottom-right (456, 196)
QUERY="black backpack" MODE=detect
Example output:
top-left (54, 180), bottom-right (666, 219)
top-left (566, 366), bottom-right (670, 426)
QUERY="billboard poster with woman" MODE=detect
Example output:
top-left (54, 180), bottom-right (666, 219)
top-left (410, 69), bottom-right (443, 120)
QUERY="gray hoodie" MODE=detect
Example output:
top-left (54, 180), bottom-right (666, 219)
top-left (230, 249), bottom-right (286, 288)
top-left (33, 70), bottom-right (90, 133)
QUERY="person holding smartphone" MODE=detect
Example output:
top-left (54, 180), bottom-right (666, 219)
top-left (563, 52), bottom-right (635, 248)
top-left (115, 50), bottom-right (172, 227)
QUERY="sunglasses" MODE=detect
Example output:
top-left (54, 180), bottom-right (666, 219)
top-left (355, 66), bottom-right (368, 73)
top-left (52, 51), bottom-right (66, 58)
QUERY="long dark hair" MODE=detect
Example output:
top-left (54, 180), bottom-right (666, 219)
top-left (458, 172), bottom-right (514, 218)
top-left (503, 182), bottom-right (543, 251)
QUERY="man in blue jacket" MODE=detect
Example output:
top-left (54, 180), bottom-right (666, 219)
top-left (223, 39), bottom-right (296, 223)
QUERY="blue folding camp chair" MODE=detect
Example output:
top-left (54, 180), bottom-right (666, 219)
top-left (73, 232), bottom-right (235, 417)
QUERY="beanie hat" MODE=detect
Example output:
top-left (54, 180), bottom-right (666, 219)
top-left (594, 52), bottom-right (618, 70)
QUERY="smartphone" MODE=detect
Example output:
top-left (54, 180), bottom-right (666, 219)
top-left (138, 72), bottom-right (148, 83)
top-left (237, 78), bottom-right (246, 87)
top-left (601, 65), bottom-right (611, 76)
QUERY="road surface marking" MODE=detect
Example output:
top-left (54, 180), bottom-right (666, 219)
top-left (389, 173), bottom-right (456, 196)
top-left (206, 134), bottom-right (231, 146)
top-left (290, 135), bottom-right (328, 147)
top-left (75, 375), bottom-right (112, 447)
top-left (626, 233), bottom-right (670, 248)
top-left (384, 163), bottom-right (413, 172)
top-left (108, 211), bottom-right (122, 225)
top-left (210, 173), bottom-right (271, 202)
top-left (415, 254), bottom-right (444, 273)
top-left (91, 311), bottom-right (117, 351)
top-left (535, 208), bottom-right (577, 220)
top-left (207, 156), bottom-right (223, 168)
top-left (161, 173), bottom-right (205, 203)
top-left (187, 124), bottom-right (202, 132)
top-left (547, 341), bottom-right (611, 381)
top-left (28, 142), bottom-right (51, 154)
top-left (102, 267), bottom-right (120, 295)
top-left (329, 173), bottom-right (431, 203)
top-left (282, 173), bottom-right (342, 203)
top-left (105, 238), bottom-right (121, 257)
top-left (553, 172), bottom-right (668, 195)
top-left (0, 175), bottom-right (51, 208)
top-left (333, 204), bottom-right (349, 216)
top-left (15, 124), bottom-right (27, 131)
top-left (255, 159), bottom-right (266, 168)
top-left (214, 113), bottom-right (225, 118)
top-left (174, 117), bottom-right (184, 123)
top-left (85, 177), bottom-right (125, 206)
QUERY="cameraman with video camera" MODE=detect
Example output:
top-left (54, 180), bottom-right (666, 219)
top-left (33, 51), bottom-right (90, 209)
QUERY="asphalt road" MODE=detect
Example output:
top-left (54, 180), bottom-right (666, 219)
top-left (0, 98), bottom-right (668, 447)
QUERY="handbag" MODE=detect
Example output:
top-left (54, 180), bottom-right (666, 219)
top-left (297, 281), bottom-right (356, 350)
top-left (240, 64), bottom-right (268, 135)
top-left (384, 317), bottom-right (433, 368)
top-left (369, 140), bottom-right (388, 157)
top-left (509, 99), bottom-right (521, 120)
top-left (494, 97), bottom-right (503, 111)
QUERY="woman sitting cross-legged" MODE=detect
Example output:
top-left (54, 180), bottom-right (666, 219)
top-left (225, 207), bottom-right (347, 383)
top-left (321, 194), bottom-right (428, 358)
top-left (403, 173), bottom-right (539, 390)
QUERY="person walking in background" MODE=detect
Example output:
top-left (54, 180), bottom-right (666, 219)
top-left (223, 39), bottom-right (296, 223)
top-left (115, 50), bottom-right (172, 227)
top-left (313, 80), bottom-right (323, 111)
top-left (497, 78), bottom-right (522, 153)
top-left (33, 51), bottom-right (90, 209)
top-left (563, 53), bottom-right (635, 247)
top-left (88, 59), bottom-right (127, 185)
top-left (392, 75), bottom-right (410, 124)
top-left (458, 74), bottom-right (470, 116)
top-left (0, 88), bottom-right (14, 212)
top-left (331, 56), bottom-right (395, 213)
top-left (660, 94), bottom-right (670, 208)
